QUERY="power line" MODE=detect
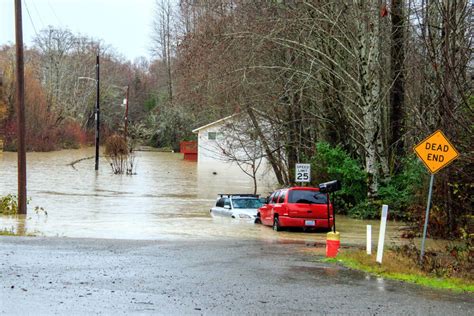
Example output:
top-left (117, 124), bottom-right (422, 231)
top-left (31, 0), bottom-right (45, 29)
top-left (23, 0), bottom-right (38, 37)
top-left (48, 0), bottom-right (63, 26)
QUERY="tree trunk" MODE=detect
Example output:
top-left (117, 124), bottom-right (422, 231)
top-left (252, 162), bottom-right (258, 195)
top-left (389, 0), bottom-right (406, 174)
top-left (246, 107), bottom-right (286, 185)
top-left (356, 0), bottom-right (383, 198)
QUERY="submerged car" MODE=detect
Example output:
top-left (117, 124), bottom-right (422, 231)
top-left (257, 187), bottom-right (333, 231)
top-left (210, 194), bottom-right (264, 220)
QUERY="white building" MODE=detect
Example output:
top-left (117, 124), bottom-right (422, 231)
top-left (192, 113), bottom-right (275, 196)
top-left (192, 114), bottom-right (237, 163)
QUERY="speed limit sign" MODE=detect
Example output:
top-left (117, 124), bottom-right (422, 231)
top-left (295, 163), bottom-right (311, 183)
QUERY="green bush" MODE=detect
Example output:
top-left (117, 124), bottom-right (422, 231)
top-left (348, 200), bottom-right (383, 219)
top-left (310, 143), bottom-right (428, 220)
top-left (378, 157), bottom-right (427, 220)
top-left (311, 142), bottom-right (367, 214)
top-left (0, 194), bottom-right (19, 215)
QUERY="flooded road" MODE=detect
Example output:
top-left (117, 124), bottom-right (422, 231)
top-left (1, 148), bottom-right (403, 245)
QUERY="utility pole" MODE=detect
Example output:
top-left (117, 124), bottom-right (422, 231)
top-left (95, 53), bottom-right (100, 171)
top-left (124, 85), bottom-right (129, 139)
top-left (0, 71), bottom-right (4, 151)
top-left (15, 0), bottom-right (27, 215)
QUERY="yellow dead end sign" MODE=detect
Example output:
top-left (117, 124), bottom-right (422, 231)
top-left (414, 130), bottom-right (459, 264)
top-left (413, 130), bottom-right (459, 174)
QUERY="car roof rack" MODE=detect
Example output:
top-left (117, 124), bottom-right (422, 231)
top-left (218, 193), bottom-right (260, 198)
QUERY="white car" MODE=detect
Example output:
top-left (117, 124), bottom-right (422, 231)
top-left (210, 194), bottom-right (264, 221)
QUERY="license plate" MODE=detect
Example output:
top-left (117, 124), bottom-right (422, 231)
top-left (305, 220), bottom-right (315, 226)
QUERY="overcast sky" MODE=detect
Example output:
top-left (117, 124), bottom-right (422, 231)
top-left (1, 0), bottom-right (157, 61)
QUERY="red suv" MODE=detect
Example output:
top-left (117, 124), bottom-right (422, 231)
top-left (257, 187), bottom-right (333, 231)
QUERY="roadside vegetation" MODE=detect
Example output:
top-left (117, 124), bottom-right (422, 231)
top-left (0, 228), bottom-right (17, 236)
top-left (104, 134), bottom-right (136, 175)
top-left (0, 194), bottom-right (44, 237)
top-left (0, 226), bottom-right (37, 237)
top-left (324, 245), bottom-right (473, 293)
top-left (0, 194), bottom-right (47, 216)
top-left (0, 194), bottom-right (19, 215)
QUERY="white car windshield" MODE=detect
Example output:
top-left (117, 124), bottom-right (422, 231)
top-left (232, 198), bottom-right (263, 209)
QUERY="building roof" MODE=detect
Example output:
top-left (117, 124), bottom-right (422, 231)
top-left (191, 107), bottom-right (272, 134)
top-left (192, 113), bottom-right (240, 133)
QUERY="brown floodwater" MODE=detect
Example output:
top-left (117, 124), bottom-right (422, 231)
top-left (1, 148), bottom-right (405, 245)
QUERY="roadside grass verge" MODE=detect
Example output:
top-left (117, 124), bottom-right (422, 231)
top-left (0, 228), bottom-right (17, 236)
top-left (0, 227), bottom-right (36, 237)
top-left (323, 249), bottom-right (473, 293)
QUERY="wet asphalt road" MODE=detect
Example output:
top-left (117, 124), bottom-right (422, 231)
top-left (0, 236), bottom-right (472, 315)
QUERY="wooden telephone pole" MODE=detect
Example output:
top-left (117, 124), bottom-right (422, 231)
top-left (15, 0), bottom-right (27, 214)
top-left (95, 53), bottom-right (100, 171)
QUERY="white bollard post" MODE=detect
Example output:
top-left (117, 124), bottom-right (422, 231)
top-left (376, 205), bottom-right (389, 264)
top-left (367, 225), bottom-right (372, 255)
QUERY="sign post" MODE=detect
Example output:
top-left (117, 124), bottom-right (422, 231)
top-left (413, 130), bottom-right (459, 263)
top-left (295, 163), bottom-right (311, 183)
top-left (420, 174), bottom-right (434, 262)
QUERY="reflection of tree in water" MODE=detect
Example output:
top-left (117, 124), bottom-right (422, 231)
top-left (16, 215), bottom-right (27, 236)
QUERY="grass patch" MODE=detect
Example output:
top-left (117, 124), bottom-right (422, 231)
top-left (0, 228), bottom-right (17, 236)
top-left (323, 249), bottom-right (473, 293)
top-left (0, 227), bottom-right (36, 237)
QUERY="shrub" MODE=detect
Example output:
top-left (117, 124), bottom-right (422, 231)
top-left (104, 135), bottom-right (136, 175)
top-left (311, 142), bottom-right (367, 214)
top-left (58, 120), bottom-right (87, 149)
top-left (0, 194), bottom-right (18, 215)
top-left (105, 134), bottom-right (128, 156)
top-left (394, 238), bottom-right (473, 280)
top-left (378, 158), bottom-right (427, 220)
top-left (310, 144), bottom-right (430, 220)
top-left (347, 200), bottom-right (383, 219)
top-left (2, 119), bottom-right (18, 151)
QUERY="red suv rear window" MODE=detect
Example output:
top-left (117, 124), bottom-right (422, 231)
top-left (288, 190), bottom-right (327, 204)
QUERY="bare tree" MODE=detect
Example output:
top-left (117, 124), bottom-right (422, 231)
top-left (152, 0), bottom-right (176, 102)
top-left (213, 115), bottom-right (265, 194)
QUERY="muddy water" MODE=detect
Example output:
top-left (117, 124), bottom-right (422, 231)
top-left (0, 148), bottom-right (403, 244)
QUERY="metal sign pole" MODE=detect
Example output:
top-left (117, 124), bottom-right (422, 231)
top-left (420, 174), bottom-right (435, 264)
top-left (331, 193), bottom-right (336, 233)
top-left (326, 193), bottom-right (330, 230)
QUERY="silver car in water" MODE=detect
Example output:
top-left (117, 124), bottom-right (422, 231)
top-left (210, 194), bottom-right (264, 221)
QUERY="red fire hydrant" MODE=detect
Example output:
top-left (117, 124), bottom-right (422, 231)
top-left (326, 231), bottom-right (340, 258)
